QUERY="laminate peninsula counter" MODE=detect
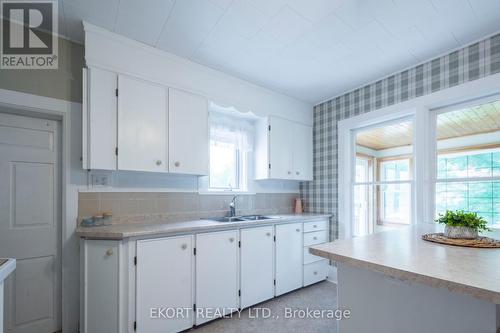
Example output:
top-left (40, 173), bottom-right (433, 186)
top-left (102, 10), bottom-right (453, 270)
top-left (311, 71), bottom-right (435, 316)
top-left (0, 259), bottom-right (16, 333)
top-left (310, 224), bottom-right (500, 333)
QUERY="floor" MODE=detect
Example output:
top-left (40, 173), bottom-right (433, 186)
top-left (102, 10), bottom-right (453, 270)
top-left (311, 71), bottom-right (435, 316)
top-left (192, 281), bottom-right (338, 333)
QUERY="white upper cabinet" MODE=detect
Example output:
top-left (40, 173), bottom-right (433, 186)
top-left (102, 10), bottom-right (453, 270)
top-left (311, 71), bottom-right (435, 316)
top-left (82, 67), bottom-right (117, 170)
top-left (117, 75), bottom-right (168, 172)
top-left (255, 116), bottom-right (313, 181)
top-left (168, 88), bottom-right (209, 175)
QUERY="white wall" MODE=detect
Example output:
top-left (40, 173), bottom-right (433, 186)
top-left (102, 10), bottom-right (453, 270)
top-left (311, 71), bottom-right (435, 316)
top-left (83, 22), bottom-right (312, 193)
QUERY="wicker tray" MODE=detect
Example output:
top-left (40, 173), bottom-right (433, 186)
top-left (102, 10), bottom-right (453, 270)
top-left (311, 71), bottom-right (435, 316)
top-left (422, 233), bottom-right (500, 248)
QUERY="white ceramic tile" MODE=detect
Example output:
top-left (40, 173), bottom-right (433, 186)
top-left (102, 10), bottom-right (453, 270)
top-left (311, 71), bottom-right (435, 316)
top-left (114, 0), bottom-right (175, 45)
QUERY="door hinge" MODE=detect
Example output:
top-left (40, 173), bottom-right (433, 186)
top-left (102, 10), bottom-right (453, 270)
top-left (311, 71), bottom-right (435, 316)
top-left (273, 279), bottom-right (276, 286)
top-left (268, 163), bottom-right (271, 169)
top-left (134, 256), bottom-right (137, 265)
top-left (133, 321), bottom-right (136, 331)
top-left (193, 247), bottom-right (196, 256)
top-left (268, 125), bottom-right (271, 131)
top-left (273, 235), bottom-right (276, 242)
top-left (193, 303), bottom-right (196, 311)
top-left (115, 147), bottom-right (118, 156)
top-left (115, 88), bottom-right (118, 97)
top-left (238, 240), bottom-right (241, 248)
top-left (238, 289), bottom-right (241, 297)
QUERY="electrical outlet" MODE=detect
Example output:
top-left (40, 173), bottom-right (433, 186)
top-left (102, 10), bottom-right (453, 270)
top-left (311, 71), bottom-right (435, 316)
top-left (91, 173), bottom-right (111, 187)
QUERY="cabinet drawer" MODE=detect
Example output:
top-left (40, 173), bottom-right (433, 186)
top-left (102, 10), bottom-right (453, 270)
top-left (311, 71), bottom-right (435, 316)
top-left (303, 260), bottom-right (329, 286)
top-left (303, 247), bottom-right (325, 264)
top-left (303, 220), bottom-right (328, 233)
top-left (303, 230), bottom-right (328, 247)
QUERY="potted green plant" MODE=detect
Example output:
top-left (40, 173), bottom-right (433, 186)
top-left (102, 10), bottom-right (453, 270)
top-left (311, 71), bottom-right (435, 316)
top-left (435, 210), bottom-right (490, 239)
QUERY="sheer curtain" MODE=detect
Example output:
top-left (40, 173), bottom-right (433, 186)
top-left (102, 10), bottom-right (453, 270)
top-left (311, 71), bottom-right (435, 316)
top-left (209, 111), bottom-right (254, 153)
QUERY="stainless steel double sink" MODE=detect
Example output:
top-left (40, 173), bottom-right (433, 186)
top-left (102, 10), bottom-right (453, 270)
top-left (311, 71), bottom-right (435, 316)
top-left (207, 215), bottom-right (273, 223)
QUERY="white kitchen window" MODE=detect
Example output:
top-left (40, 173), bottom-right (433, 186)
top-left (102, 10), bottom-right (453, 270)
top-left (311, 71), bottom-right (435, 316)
top-left (208, 112), bottom-right (253, 191)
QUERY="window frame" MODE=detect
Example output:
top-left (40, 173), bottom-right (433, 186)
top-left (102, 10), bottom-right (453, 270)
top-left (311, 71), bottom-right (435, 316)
top-left (208, 138), bottom-right (241, 191)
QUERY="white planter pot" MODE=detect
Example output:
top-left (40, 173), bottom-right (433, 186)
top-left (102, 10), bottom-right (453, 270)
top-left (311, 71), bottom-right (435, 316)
top-left (444, 225), bottom-right (478, 239)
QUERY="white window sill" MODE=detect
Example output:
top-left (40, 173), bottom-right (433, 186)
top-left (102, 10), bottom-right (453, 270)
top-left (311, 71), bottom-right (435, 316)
top-left (198, 190), bottom-right (256, 195)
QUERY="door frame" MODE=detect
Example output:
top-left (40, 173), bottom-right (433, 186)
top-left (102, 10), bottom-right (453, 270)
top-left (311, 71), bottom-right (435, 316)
top-left (338, 72), bottom-right (500, 240)
top-left (0, 88), bottom-right (82, 332)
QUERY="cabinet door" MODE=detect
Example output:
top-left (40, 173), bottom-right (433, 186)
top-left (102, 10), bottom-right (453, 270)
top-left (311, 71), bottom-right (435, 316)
top-left (136, 236), bottom-right (194, 333)
top-left (83, 67), bottom-right (117, 170)
top-left (195, 230), bottom-right (239, 325)
top-left (268, 117), bottom-right (293, 179)
top-left (293, 122), bottom-right (313, 181)
top-left (275, 223), bottom-right (303, 296)
top-left (82, 240), bottom-right (121, 333)
top-left (240, 226), bottom-right (274, 308)
top-left (117, 75), bottom-right (167, 172)
top-left (168, 88), bottom-right (209, 175)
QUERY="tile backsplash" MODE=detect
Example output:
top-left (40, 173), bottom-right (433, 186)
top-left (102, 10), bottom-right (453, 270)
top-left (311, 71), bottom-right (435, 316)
top-left (78, 192), bottom-right (299, 225)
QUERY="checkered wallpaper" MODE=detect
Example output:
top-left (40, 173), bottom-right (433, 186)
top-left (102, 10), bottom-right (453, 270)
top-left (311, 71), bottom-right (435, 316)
top-left (300, 33), bottom-right (500, 240)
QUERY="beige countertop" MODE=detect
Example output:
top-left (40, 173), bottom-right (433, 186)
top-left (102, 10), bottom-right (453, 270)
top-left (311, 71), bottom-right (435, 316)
top-left (76, 213), bottom-right (331, 240)
top-left (310, 224), bottom-right (500, 304)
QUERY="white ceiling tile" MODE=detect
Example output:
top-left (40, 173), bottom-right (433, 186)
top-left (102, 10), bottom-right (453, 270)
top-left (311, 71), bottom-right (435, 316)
top-left (244, 31), bottom-right (286, 57)
top-left (307, 12), bottom-right (354, 48)
top-left (62, 0), bottom-right (120, 42)
top-left (335, 0), bottom-right (393, 30)
top-left (208, 0), bottom-right (234, 11)
top-left (114, 0), bottom-right (174, 46)
top-left (288, 0), bottom-right (343, 23)
top-left (216, 0), bottom-right (269, 39)
top-left (247, 0), bottom-right (288, 16)
top-left (156, 0), bottom-right (225, 58)
top-left (262, 5), bottom-right (313, 45)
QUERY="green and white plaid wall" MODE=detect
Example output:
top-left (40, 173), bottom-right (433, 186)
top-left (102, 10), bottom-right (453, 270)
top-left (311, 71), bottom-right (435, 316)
top-left (300, 33), bottom-right (500, 241)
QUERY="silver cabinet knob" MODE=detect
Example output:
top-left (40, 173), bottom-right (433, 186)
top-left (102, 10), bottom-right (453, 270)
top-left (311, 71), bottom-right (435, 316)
top-left (296, 228), bottom-right (300, 232)
top-left (229, 237), bottom-right (235, 243)
top-left (296, 171), bottom-right (300, 175)
top-left (174, 161), bottom-right (180, 167)
top-left (181, 244), bottom-right (187, 250)
top-left (313, 225), bottom-right (317, 228)
top-left (266, 232), bottom-right (271, 237)
top-left (156, 160), bottom-right (162, 166)
top-left (106, 249), bottom-right (114, 256)
top-left (287, 171), bottom-right (291, 175)
top-left (313, 236), bottom-right (317, 240)
top-left (313, 271), bottom-right (318, 275)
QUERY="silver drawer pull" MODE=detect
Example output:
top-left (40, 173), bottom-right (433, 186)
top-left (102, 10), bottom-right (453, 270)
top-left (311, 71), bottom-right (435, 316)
top-left (313, 237), bottom-right (317, 240)
top-left (313, 225), bottom-right (317, 228)
top-left (181, 244), bottom-right (187, 250)
top-left (313, 271), bottom-right (318, 275)
top-left (296, 228), bottom-right (300, 232)
top-left (174, 161), bottom-right (180, 167)
top-left (266, 232), bottom-right (271, 237)
top-left (106, 249), bottom-right (113, 256)
top-left (229, 237), bottom-right (235, 243)
top-left (156, 160), bottom-right (162, 166)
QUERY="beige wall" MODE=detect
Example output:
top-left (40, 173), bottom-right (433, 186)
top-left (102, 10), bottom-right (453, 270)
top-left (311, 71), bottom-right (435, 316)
top-left (0, 37), bottom-right (84, 103)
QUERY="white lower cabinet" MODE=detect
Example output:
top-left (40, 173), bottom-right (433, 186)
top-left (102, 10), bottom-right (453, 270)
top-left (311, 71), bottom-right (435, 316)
top-left (240, 226), bottom-right (274, 308)
top-left (195, 230), bottom-right (239, 325)
top-left (136, 236), bottom-right (194, 333)
top-left (81, 218), bottom-right (330, 333)
top-left (275, 222), bottom-right (303, 296)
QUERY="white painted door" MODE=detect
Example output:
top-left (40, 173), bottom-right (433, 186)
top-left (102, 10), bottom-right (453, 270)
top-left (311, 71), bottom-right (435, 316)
top-left (293, 122), bottom-right (313, 181)
top-left (0, 113), bottom-right (61, 333)
top-left (83, 66), bottom-right (117, 170)
top-left (275, 223), bottom-right (303, 296)
top-left (195, 230), bottom-right (239, 325)
top-left (240, 226), bottom-right (274, 309)
top-left (81, 240), bottom-right (120, 333)
top-left (117, 74), bottom-right (167, 172)
top-left (269, 117), bottom-right (293, 179)
top-left (136, 236), bottom-right (194, 333)
top-left (168, 88), bottom-right (209, 175)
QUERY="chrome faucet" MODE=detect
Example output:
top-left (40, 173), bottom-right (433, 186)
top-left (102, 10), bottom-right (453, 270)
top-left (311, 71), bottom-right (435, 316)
top-left (229, 195), bottom-right (238, 217)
